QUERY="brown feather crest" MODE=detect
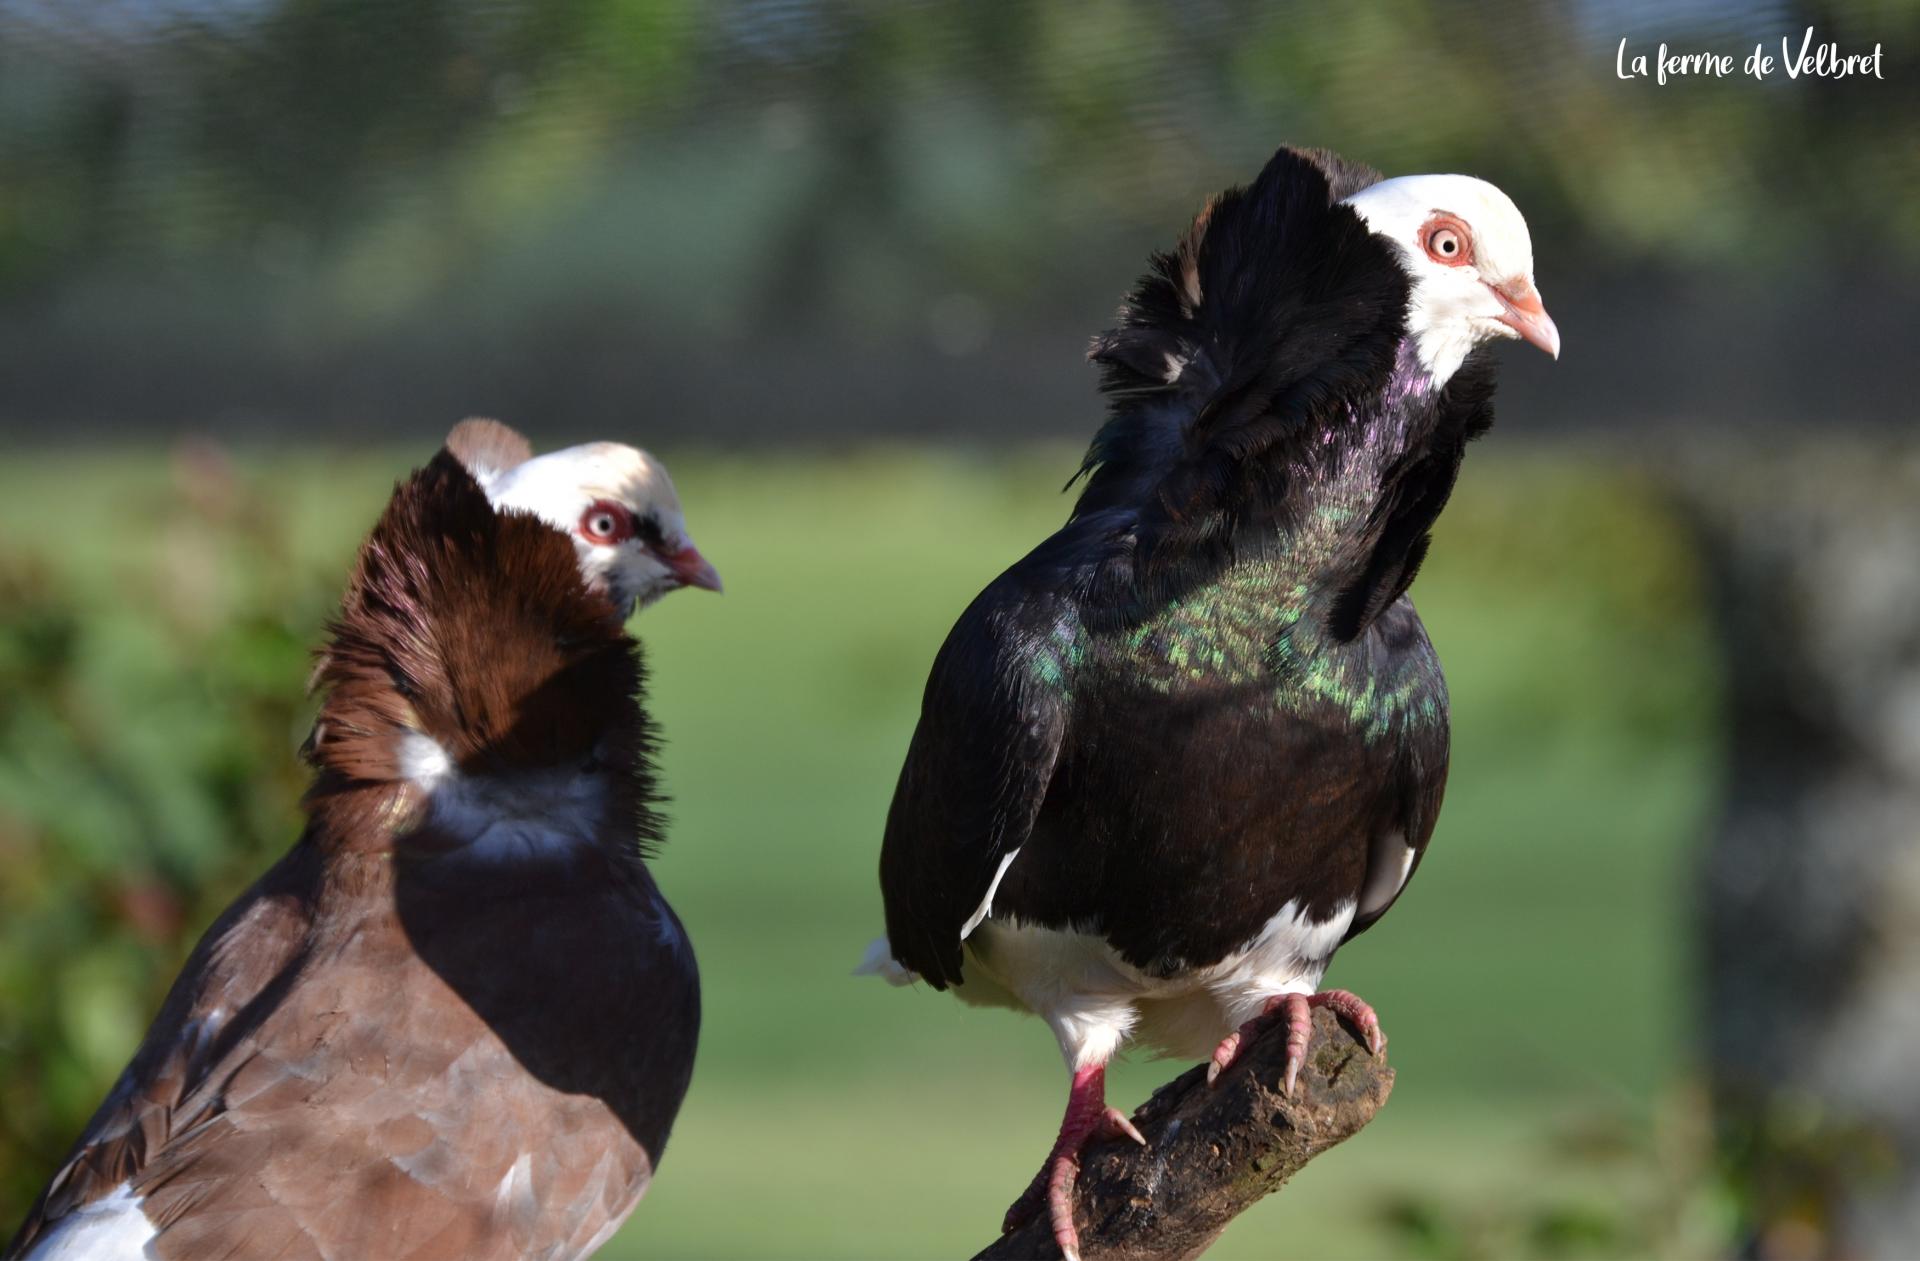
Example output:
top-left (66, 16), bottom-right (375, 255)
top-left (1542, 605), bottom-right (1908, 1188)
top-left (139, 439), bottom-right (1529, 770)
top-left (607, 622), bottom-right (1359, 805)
top-left (303, 451), bottom-right (663, 853)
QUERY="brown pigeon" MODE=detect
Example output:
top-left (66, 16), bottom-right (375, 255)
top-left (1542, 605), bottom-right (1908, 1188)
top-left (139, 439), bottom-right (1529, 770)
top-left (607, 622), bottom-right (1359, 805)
top-left (5, 433), bottom-right (699, 1261)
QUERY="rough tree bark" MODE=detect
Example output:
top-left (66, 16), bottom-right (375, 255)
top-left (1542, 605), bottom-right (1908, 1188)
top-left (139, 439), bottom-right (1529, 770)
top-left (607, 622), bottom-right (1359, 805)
top-left (971, 1008), bottom-right (1392, 1261)
top-left (1684, 447), bottom-right (1920, 1259)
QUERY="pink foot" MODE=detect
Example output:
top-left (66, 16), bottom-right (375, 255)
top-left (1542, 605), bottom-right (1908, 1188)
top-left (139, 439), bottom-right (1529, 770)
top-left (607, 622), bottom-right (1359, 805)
top-left (1002, 1063), bottom-right (1146, 1261)
top-left (1207, 988), bottom-right (1386, 1095)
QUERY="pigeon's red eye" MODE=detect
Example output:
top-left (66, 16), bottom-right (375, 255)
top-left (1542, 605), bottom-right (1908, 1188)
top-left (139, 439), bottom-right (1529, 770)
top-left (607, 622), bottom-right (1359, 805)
top-left (578, 500), bottom-right (634, 544)
top-left (1421, 216), bottom-right (1472, 267)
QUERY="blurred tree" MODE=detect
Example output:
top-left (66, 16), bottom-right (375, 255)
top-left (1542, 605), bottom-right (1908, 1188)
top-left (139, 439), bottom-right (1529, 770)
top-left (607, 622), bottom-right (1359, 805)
top-left (1689, 447), bottom-right (1920, 1259)
top-left (3, 0), bottom-right (1916, 292)
top-left (185, 0), bottom-right (488, 246)
top-left (0, 0), bottom-right (1909, 439)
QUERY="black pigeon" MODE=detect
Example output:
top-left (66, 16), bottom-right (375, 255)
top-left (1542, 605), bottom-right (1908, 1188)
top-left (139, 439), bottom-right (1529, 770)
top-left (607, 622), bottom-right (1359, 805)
top-left (865, 146), bottom-right (1560, 1261)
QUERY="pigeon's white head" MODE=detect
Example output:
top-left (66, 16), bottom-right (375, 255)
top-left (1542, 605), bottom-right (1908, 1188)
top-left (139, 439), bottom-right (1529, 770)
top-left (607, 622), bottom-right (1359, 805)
top-left (1341, 174), bottom-right (1560, 383)
top-left (451, 420), bottom-right (722, 618)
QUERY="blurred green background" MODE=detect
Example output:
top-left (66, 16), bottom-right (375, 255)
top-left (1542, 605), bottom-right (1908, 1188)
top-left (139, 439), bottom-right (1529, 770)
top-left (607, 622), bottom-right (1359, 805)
top-left (0, 447), bottom-right (1718, 1258)
top-left (2, 0), bottom-right (1916, 1257)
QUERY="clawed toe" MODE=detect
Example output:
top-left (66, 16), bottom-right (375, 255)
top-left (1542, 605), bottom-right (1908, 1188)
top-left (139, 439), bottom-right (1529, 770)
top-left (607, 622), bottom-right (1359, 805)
top-left (1098, 1105), bottom-right (1147, 1147)
top-left (1001, 1065), bottom-right (1147, 1261)
top-left (1208, 989), bottom-right (1388, 1095)
top-left (1314, 987), bottom-right (1386, 1057)
top-left (1001, 1183), bottom-right (1043, 1236)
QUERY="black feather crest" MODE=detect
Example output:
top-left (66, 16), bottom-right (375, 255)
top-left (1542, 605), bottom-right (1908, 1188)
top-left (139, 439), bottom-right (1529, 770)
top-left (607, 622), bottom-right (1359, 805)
top-left (1071, 147), bottom-right (1410, 566)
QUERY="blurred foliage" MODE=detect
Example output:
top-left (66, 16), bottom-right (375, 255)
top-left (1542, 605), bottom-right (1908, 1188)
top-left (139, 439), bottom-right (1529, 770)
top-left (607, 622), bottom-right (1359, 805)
top-left (0, 443), bottom-right (1723, 1256)
top-left (1711, 1084), bottom-right (1908, 1259)
top-left (2, 0), bottom-right (1915, 314)
top-left (1375, 1086), bottom-right (1737, 1260)
top-left (0, 445), bottom-right (343, 1203)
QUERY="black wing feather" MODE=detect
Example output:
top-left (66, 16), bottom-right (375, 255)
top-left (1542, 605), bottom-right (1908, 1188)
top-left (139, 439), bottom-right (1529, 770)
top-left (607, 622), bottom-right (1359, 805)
top-left (879, 582), bottom-right (1071, 989)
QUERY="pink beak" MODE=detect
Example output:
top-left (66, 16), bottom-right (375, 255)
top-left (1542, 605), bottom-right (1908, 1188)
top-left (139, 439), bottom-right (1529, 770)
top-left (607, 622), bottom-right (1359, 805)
top-left (1489, 277), bottom-right (1561, 360)
top-left (665, 546), bottom-right (723, 593)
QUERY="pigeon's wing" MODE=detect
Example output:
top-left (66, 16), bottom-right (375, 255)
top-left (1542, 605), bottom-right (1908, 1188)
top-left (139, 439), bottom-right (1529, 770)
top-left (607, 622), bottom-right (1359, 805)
top-left (445, 418), bottom-right (534, 496)
top-left (4, 845), bottom-right (319, 1260)
top-left (1345, 602), bottom-right (1454, 942)
top-left (116, 866), bottom-right (677, 1261)
top-left (879, 581), bottom-right (1071, 990)
top-left (9, 846), bottom-right (688, 1261)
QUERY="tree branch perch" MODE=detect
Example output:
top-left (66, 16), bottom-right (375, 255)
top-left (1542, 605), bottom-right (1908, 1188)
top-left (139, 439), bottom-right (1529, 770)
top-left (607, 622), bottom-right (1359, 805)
top-left (971, 1008), bottom-right (1394, 1261)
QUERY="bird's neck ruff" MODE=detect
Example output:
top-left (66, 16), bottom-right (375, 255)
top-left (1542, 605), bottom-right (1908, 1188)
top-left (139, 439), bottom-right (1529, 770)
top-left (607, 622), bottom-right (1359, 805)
top-left (1070, 147), bottom-right (1495, 616)
top-left (301, 452), bottom-right (663, 860)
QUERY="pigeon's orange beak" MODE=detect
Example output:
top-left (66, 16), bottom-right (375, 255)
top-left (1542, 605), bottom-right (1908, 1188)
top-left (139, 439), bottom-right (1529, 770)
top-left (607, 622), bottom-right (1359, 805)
top-left (1490, 276), bottom-right (1561, 359)
top-left (666, 546), bottom-right (723, 594)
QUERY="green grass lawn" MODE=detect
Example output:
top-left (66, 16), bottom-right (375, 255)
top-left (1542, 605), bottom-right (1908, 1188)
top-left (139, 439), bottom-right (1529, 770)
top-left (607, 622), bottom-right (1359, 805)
top-left (0, 444), bottom-right (1719, 1258)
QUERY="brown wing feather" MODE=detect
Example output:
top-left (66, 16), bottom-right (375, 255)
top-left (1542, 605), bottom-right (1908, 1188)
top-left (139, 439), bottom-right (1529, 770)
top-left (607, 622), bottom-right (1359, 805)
top-left (10, 848), bottom-right (696, 1261)
top-left (4, 844), bottom-right (320, 1258)
top-left (124, 851), bottom-right (693, 1261)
